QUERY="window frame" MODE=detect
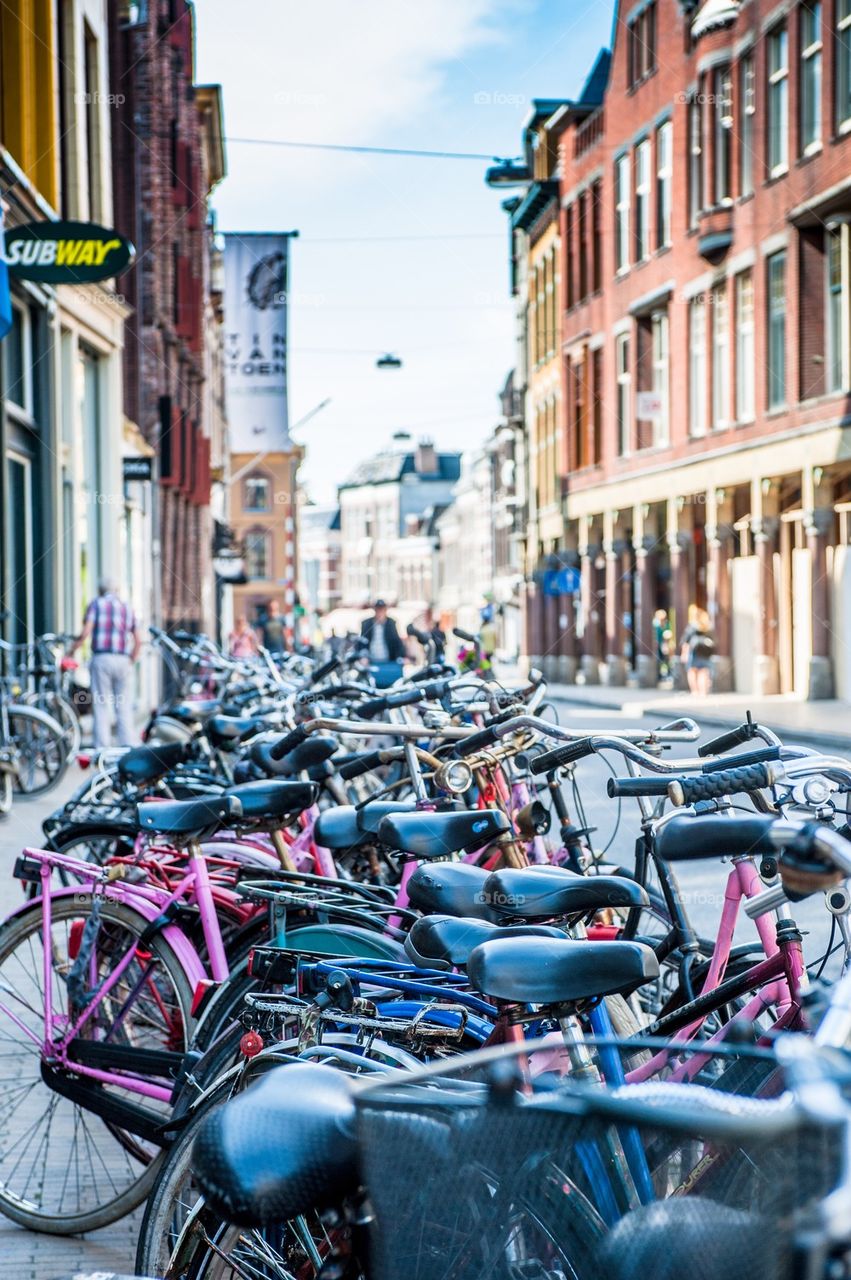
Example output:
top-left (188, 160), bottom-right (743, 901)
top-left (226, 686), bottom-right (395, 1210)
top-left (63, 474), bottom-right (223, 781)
top-left (616, 331), bottom-right (632, 456)
top-left (799, 0), bottom-right (823, 154)
top-left (688, 94), bottom-right (703, 227)
top-left (766, 250), bottom-right (787, 409)
top-left (651, 309), bottom-right (670, 448)
top-left (656, 119), bottom-right (672, 248)
top-left (767, 25), bottom-right (790, 176)
top-left (735, 270), bottom-right (756, 422)
top-left (243, 473), bottom-right (272, 513)
top-left (635, 138), bottom-right (652, 262)
top-left (713, 64), bottom-right (733, 204)
top-left (739, 53), bottom-right (756, 197)
top-left (712, 285), bottom-right (730, 428)
top-left (615, 152), bottom-right (631, 273)
top-left (688, 296), bottom-right (708, 437)
top-left (244, 528), bottom-right (271, 580)
top-left (837, 0), bottom-right (851, 131)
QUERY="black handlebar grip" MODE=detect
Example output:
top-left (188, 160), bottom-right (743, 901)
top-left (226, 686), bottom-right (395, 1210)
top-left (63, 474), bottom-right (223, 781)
top-left (451, 724), bottom-right (502, 758)
top-left (358, 687), bottom-right (423, 719)
top-left (528, 739), bottom-right (597, 775)
top-left (668, 762), bottom-right (779, 806)
top-left (269, 725), bottom-right (309, 760)
top-left (337, 750), bottom-right (385, 780)
top-left (310, 656), bottom-right (340, 685)
top-left (407, 624), bottom-right (431, 644)
top-left (606, 776), bottom-right (672, 798)
top-left (701, 745), bottom-right (781, 773)
top-left (697, 722), bottom-right (758, 758)
top-left (453, 627), bottom-right (476, 643)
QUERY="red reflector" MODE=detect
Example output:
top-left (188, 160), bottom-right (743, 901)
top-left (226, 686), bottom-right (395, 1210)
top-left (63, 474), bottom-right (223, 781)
top-left (587, 924), bottom-right (621, 941)
top-left (68, 919), bottom-right (85, 960)
top-left (190, 978), bottom-right (215, 1016)
top-left (246, 948), bottom-right (256, 977)
top-left (77, 754), bottom-right (91, 769)
top-left (240, 1030), bottom-right (264, 1058)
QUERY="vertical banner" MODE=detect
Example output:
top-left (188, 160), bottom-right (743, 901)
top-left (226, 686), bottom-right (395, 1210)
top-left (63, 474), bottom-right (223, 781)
top-left (223, 233), bottom-right (290, 452)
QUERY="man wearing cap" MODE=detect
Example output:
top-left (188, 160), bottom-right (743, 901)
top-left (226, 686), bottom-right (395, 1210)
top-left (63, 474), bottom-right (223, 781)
top-left (74, 577), bottom-right (141, 750)
top-left (360, 599), bottom-right (406, 673)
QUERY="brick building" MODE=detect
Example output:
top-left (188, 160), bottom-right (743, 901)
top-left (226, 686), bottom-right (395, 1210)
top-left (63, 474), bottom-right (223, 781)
top-left (506, 0), bottom-right (851, 698)
top-left (108, 0), bottom-right (225, 636)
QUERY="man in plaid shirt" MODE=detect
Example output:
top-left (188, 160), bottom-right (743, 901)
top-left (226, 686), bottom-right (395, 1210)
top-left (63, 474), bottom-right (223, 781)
top-left (74, 578), bottom-right (141, 749)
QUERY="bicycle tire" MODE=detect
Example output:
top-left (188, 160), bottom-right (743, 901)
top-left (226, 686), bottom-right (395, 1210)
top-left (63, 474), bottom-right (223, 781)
top-left (6, 704), bottom-right (69, 795)
top-left (0, 893), bottom-right (194, 1233)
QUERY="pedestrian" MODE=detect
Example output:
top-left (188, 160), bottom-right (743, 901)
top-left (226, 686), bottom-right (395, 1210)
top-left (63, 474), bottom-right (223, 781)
top-left (680, 605), bottom-right (715, 696)
top-left (74, 577), bottom-right (141, 750)
top-left (653, 608), bottom-right (672, 680)
top-left (360, 599), bottom-right (406, 686)
top-left (260, 600), bottom-right (286, 655)
top-left (228, 615), bottom-right (260, 659)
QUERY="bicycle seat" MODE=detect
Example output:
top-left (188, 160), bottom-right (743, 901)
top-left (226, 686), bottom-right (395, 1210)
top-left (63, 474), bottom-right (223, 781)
top-left (251, 735), bottom-right (338, 777)
top-left (117, 741), bottom-right (190, 786)
top-left (192, 1063), bottom-right (358, 1227)
top-left (137, 794), bottom-right (242, 837)
top-left (207, 714), bottom-right (268, 748)
top-left (407, 862), bottom-right (493, 920)
top-left (313, 802), bottom-right (416, 850)
top-left (405, 914), bottom-right (565, 971)
top-left (599, 1198), bottom-right (768, 1280)
top-left (166, 699), bottom-right (220, 724)
top-left (378, 809), bottom-right (510, 858)
top-left (655, 812), bottom-right (777, 862)
top-left (224, 780), bottom-right (318, 822)
top-left (483, 866), bottom-right (649, 921)
top-left (467, 936), bottom-right (659, 1005)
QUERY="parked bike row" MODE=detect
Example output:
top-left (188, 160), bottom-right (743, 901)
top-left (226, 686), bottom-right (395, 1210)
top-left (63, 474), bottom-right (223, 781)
top-left (9, 623), bottom-right (851, 1278)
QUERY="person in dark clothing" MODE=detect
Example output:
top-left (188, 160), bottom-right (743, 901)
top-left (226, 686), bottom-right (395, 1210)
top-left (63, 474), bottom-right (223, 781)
top-left (261, 600), bottom-right (286, 655)
top-left (680, 606), bottom-right (715, 696)
top-left (360, 600), bottom-right (406, 662)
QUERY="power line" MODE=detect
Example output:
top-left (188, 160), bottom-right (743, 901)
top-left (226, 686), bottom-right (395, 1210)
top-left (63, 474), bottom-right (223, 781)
top-left (226, 136), bottom-right (510, 161)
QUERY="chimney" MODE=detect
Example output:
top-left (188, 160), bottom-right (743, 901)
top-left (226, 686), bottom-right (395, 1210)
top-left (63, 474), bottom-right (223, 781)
top-left (415, 438), bottom-right (438, 474)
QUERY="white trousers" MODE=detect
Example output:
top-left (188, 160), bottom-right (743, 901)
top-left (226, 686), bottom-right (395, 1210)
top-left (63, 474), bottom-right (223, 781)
top-left (90, 653), bottom-right (135, 749)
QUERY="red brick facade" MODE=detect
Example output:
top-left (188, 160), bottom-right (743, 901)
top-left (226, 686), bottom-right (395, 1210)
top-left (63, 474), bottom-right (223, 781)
top-left (522, 0), bottom-right (851, 698)
top-left (108, 0), bottom-right (221, 632)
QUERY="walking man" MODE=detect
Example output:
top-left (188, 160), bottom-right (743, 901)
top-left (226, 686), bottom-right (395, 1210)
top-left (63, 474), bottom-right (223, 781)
top-left (75, 578), bottom-right (141, 749)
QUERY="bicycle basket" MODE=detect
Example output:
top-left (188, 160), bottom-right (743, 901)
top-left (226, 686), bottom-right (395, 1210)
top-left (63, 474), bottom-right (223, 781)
top-left (355, 1038), bottom-right (841, 1280)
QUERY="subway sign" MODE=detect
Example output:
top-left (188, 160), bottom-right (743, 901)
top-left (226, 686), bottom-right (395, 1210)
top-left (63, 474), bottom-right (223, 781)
top-left (3, 220), bottom-right (135, 283)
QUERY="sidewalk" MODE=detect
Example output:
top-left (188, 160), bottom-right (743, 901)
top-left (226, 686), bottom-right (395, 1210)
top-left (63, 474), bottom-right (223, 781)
top-left (548, 682), bottom-right (851, 751)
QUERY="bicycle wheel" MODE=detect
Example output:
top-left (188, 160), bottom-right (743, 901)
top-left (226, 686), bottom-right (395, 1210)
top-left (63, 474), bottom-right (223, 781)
top-left (0, 893), bottom-right (194, 1232)
top-left (169, 1201), bottom-right (347, 1280)
top-left (23, 691), bottom-right (82, 757)
top-left (6, 704), bottom-right (69, 795)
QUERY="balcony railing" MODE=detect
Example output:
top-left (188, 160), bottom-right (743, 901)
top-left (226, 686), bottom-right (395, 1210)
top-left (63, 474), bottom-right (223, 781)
top-left (574, 108), bottom-right (604, 159)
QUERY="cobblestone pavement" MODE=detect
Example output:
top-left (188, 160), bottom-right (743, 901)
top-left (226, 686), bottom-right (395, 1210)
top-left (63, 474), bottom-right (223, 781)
top-left (0, 766), bottom-right (140, 1280)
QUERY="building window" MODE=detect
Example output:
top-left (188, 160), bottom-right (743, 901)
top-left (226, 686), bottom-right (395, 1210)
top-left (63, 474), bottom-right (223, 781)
top-left (592, 347), bottom-right (603, 464)
top-left (615, 153), bottom-right (631, 272)
top-left (688, 95), bottom-right (703, 227)
top-left (565, 205), bottom-right (575, 309)
top-left (838, 0), bottom-right (851, 129)
top-left (735, 270), bottom-right (755, 420)
top-left (578, 190), bottom-right (588, 300)
top-left (689, 298), bottom-right (707, 437)
top-left (83, 23), bottom-right (102, 222)
top-left (713, 65), bottom-right (733, 203)
top-left (592, 180), bottom-right (603, 292)
top-left (6, 304), bottom-right (33, 415)
top-left (767, 252), bottom-right (787, 408)
top-left (652, 310), bottom-right (669, 447)
top-left (244, 474), bottom-right (271, 512)
top-left (800, 0), bottom-right (823, 152)
top-left (244, 530), bottom-right (270, 580)
top-left (656, 120), bottom-right (672, 248)
top-left (628, 2), bottom-right (657, 88)
top-left (767, 25), bottom-right (789, 175)
top-left (826, 225), bottom-right (849, 391)
top-left (635, 138), bottom-right (651, 261)
top-left (740, 54), bottom-right (756, 197)
top-left (616, 332), bottom-right (631, 455)
top-left (712, 285), bottom-right (729, 428)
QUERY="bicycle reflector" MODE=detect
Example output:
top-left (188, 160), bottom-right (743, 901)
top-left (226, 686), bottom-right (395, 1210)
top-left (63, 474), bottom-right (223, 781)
top-left (191, 978), bottom-right (216, 1017)
top-left (240, 1030), bottom-right (264, 1058)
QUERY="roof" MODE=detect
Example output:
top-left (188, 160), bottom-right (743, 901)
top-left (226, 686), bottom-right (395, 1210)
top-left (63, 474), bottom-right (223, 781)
top-left (578, 49), bottom-right (611, 106)
top-left (339, 449), bottom-right (462, 491)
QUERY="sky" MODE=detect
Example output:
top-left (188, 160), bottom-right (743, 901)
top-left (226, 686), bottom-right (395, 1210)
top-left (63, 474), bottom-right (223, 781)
top-left (195, 0), bottom-right (615, 503)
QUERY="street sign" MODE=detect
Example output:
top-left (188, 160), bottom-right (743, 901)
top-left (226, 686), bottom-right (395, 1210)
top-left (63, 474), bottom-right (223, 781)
top-left (123, 456), bottom-right (153, 481)
top-left (4, 220), bottom-right (135, 284)
top-left (542, 566), bottom-right (581, 596)
top-left (637, 391), bottom-right (663, 421)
